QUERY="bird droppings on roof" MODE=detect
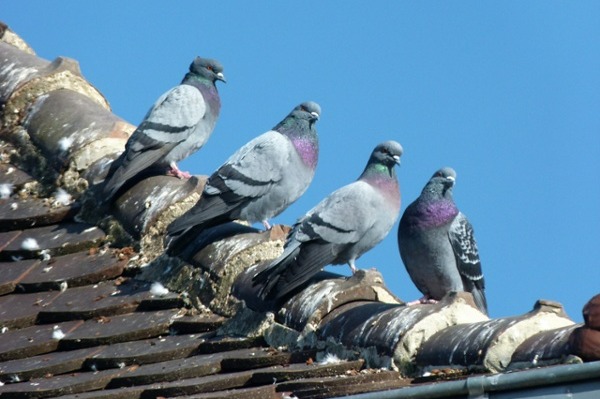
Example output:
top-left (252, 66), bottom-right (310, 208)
top-left (0, 20), bottom-right (599, 399)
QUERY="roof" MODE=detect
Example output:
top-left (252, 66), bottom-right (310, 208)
top-left (1, 20), bottom-right (600, 399)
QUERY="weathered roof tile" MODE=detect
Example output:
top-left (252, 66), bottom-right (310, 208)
top-left (171, 385), bottom-right (277, 399)
top-left (0, 222), bottom-right (105, 261)
top-left (250, 359), bottom-right (365, 385)
top-left (510, 323), bottom-right (580, 370)
top-left (0, 290), bottom-right (61, 329)
top-left (36, 279), bottom-right (150, 323)
top-left (0, 258), bottom-right (39, 295)
top-left (139, 370), bottom-right (255, 398)
top-left (170, 314), bottom-right (227, 334)
top-left (18, 251), bottom-right (125, 292)
top-left (86, 333), bottom-right (211, 370)
top-left (416, 300), bottom-right (574, 373)
top-left (0, 347), bottom-right (104, 384)
top-left (0, 368), bottom-right (123, 399)
top-left (58, 310), bottom-right (179, 350)
top-left (106, 353), bottom-right (224, 388)
top-left (277, 369), bottom-right (409, 399)
top-left (0, 320), bottom-right (83, 362)
top-left (0, 198), bottom-right (77, 232)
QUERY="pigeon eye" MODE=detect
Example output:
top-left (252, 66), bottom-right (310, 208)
top-left (206, 65), bottom-right (213, 71)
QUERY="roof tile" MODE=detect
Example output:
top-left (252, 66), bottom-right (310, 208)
top-left (0, 198), bottom-right (77, 232)
top-left (0, 347), bottom-right (104, 383)
top-left (86, 333), bottom-right (211, 370)
top-left (0, 258), bottom-right (39, 295)
top-left (59, 310), bottom-right (179, 349)
top-left (36, 279), bottom-right (152, 323)
top-left (18, 251), bottom-right (125, 293)
top-left (0, 290), bottom-right (62, 329)
top-left (0, 320), bottom-right (83, 362)
top-left (106, 353), bottom-right (224, 388)
top-left (0, 222), bottom-right (106, 261)
top-left (0, 368), bottom-right (123, 399)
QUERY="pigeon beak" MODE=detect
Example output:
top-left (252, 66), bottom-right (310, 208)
top-left (216, 72), bottom-right (226, 83)
top-left (310, 111), bottom-right (320, 120)
top-left (393, 155), bottom-right (401, 165)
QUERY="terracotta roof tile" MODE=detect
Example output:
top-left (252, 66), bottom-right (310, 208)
top-left (0, 368), bottom-right (123, 398)
top-left (0, 321), bottom-right (83, 362)
top-left (18, 251), bottom-right (125, 292)
top-left (0, 347), bottom-right (104, 384)
top-left (0, 198), bottom-right (78, 232)
top-left (36, 279), bottom-right (152, 323)
top-left (0, 222), bottom-right (105, 261)
top-left (59, 310), bottom-right (180, 350)
top-left (86, 333), bottom-right (210, 370)
top-left (0, 258), bottom-right (39, 295)
top-left (0, 290), bottom-right (61, 329)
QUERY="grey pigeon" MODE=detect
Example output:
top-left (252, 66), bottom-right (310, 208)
top-left (253, 140), bottom-right (403, 302)
top-left (165, 101), bottom-right (321, 255)
top-left (398, 167), bottom-right (488, 315)
top-left (102, 56), bottom-right (225, 201)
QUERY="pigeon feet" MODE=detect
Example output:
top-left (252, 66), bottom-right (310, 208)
top-left (406, 295), bottom-right (439, 306)
top-left (347, 262), bottom-right (358, 275)
top-left (167, 163), bottom-right (192, 179)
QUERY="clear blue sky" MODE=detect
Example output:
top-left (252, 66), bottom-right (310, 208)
top-left (4, 2), bottom-right (599, 321)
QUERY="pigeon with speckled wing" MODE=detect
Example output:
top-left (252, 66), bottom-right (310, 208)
top-left (253, 140), bottom-right (403, 302)
top-left (102, 56), bottom-right (225, 202)
top-left (397, 167), bottom-right (488, 315)
top-left (165, 102), bottom-right (321, 255)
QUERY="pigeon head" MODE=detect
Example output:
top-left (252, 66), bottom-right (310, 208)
top-left (360, 140), bottom-right (403, 186)
top-left (289, 101), bottom-right (321, 125)
top-left (424, 167), bottom-right (456, 199)
top-left (189, 56), bottom-right (226, 83)
top-left (274, 101), bottom-right (321, 136)
top-left (370, 140), bottom-right (403, 168)
top-left (432, 167), bottom-right (456, 182)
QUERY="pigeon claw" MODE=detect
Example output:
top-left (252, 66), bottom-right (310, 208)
top-left (167, 163), bottom-right (192, 179)
top-left (406, 295), bottom-right (439, 306)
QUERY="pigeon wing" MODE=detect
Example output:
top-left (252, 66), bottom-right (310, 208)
top-left (103, 85), bottom-right (205, 199)
top-left (448, 212), bottom-right (488, 313)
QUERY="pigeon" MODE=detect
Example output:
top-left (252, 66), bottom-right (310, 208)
top-left (102, 56), bottom-right (225, 202)
top-left (253, 140), bottom-right (403, 302)
top-left (165, 101), bottom-right (321, 255)
top-left (397, 167), bottom-right (488, 315)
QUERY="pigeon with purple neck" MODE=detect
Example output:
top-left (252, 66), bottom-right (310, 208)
top-left (398, 167), bottom-right (488, 315)
top-left (165, 101), bottom-right (321, 256)
top-left (253, 140), bottom-right (403, 303)
top-left (102, 56), bottom-right (225, 202)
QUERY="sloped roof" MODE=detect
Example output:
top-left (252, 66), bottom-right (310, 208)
top-left (1, 21), bottom-right (600, 399)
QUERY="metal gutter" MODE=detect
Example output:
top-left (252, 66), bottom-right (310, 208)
top-left (332, 361), bottom-right (600, 399)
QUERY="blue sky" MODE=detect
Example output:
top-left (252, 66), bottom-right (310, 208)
top-left (4, 2), bottom-right (599, 321)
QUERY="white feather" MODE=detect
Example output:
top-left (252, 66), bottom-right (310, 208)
top-left (319, 353), bottom-right (343, 365)
top-left (52, 326), bottom-right (65, 340)
top-left (58, 136), bottom-right (74, 152)
top-left (0, 183), bottom-right (14, 199)
top-left (150, 282), bottom-right (169, 297)
top-left (53, 188), bottom-right (72, 206)
top-left (21, 238), bottom-right (40, 251)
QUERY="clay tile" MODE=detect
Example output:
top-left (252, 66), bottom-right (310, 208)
top-left (417, 299), bottom-right (574, 374)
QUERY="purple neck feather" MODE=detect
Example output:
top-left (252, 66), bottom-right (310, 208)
top-left (413, 199), bottom-right (458, 229)
top-left (291, 136), bottom-right (318, 169)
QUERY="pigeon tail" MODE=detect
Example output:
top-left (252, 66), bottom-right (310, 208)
top-left (254, 239), bottom-right (337, 302)
top-left (469, 286), bottom-right (488, 315)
